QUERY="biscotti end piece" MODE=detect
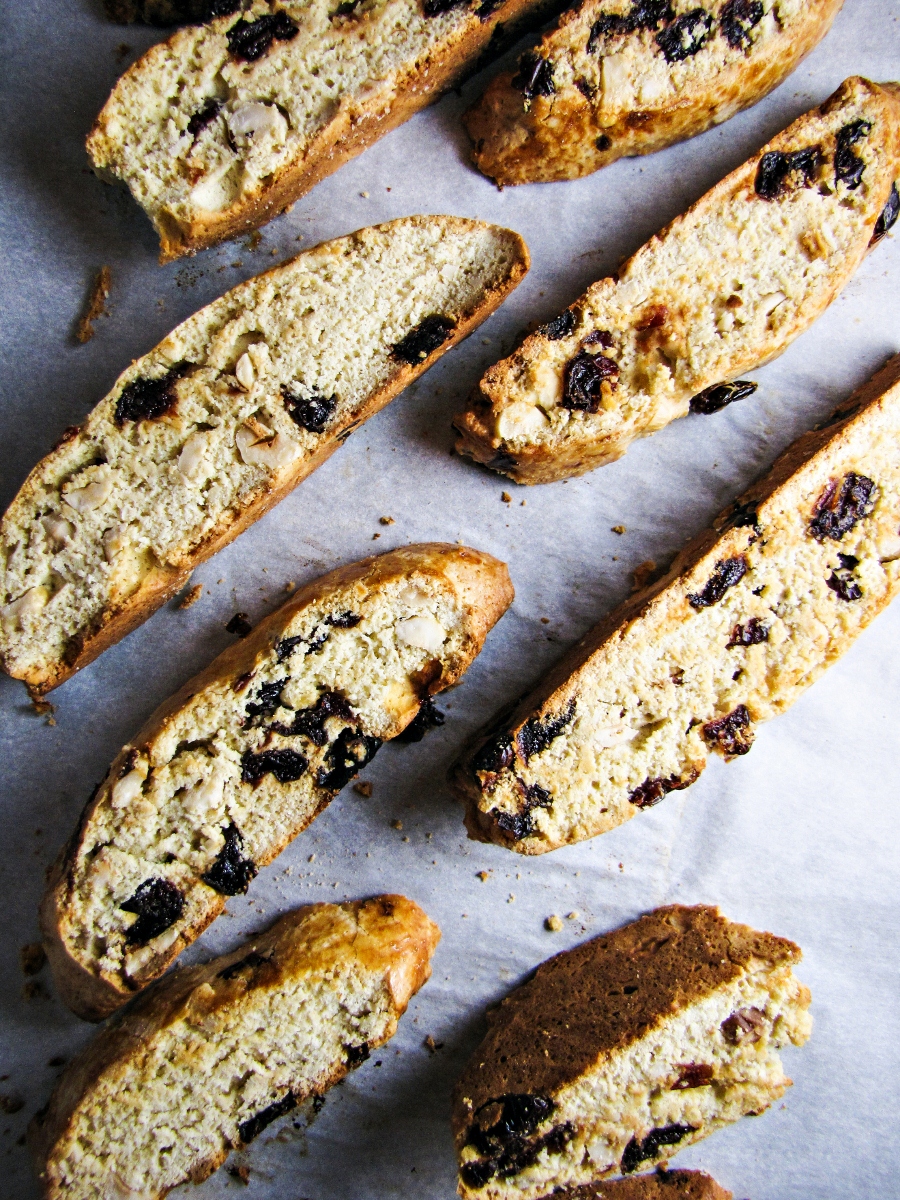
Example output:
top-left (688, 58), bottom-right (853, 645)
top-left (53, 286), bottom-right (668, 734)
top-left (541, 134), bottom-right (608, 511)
top-left (465, 0), bottom-right (842, 187)
top-left (453, 905), bottom-right (809, 1199)
top-left (41, 542), bottom-right (510, 1021)
top-left (88, 0), bottom-right (549, 260)
top-left (454, 76), bottom-right (900, 485)
top-left (451, 354), bottom-right (900, 853)
top-left (549, 1168), bottom-right (732, 1200)
top-left (32, 896), bottom-right (439, 1200)
top-left (0, 216), bottom-right (527, 696)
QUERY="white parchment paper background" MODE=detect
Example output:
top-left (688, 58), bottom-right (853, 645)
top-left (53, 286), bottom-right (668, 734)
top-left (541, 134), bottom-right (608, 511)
top-left (1, 1), bottom-right (899, 1195)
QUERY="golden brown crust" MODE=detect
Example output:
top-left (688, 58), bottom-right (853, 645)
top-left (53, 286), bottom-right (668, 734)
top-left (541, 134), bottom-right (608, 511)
top-left (31, 896), bottom-right (440, 1198)
top-left (41, 542), bottom-right (511, 1021)
top-left (451, 904), bottom-right (800, 1134)
top-left (465, 0), bottom-right (842, 186)
top-left (550, 1169), bottom-right (732, 1200)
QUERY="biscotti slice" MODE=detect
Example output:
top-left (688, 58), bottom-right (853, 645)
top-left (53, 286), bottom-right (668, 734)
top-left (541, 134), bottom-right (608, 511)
top-left (0, 217), bottom-right (527, 696)
top-left (450, 355), bottom-right (900, 853)
top-left (453, 76), bottom-right (900, 485)
top-left (546, 1169), bottom-right (731, 1200)
top-left (466, 0), bottom-right (842, 187)
top-left (88, 0), bottom-right (552, 259)
top-left (41, 542), bottom-right (511, 1020)
top-left (32, 895), bottom-right (439, 1200)
top-left (453, 905), bottom-right (810, 1199)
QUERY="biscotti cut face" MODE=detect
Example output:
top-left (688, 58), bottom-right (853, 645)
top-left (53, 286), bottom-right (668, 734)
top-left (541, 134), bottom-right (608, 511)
top-left (32, 896), bottom-right (439, 1200)
top-left (0, 217), bottom-right (527, 696)
top-left (41, 542), bottom-right (511, 1020)
top-left (547, 1169), bottom-right (731, 1200)
top-left (451, 355), bottom-right (900, 853)
top-left (453, 905), bottom-right (810, 1199)
top-left (453, 76), bottom-right (900, 485)
top-left (466, 0), bottom-right (841, 187)
top-left (88, 0), bottom-right (550, 259)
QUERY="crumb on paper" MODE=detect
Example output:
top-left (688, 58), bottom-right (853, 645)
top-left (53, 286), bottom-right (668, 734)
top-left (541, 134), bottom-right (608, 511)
top-left (501, 491), bottom-right (511, 503)
top-left (379, 515), bottom-right (395, 525)
top-left (178, 583), bottom-right (203, 610)
top-left (423, 1035), bottom-right (444, 1053)
top-left (507, 893), bottom-right (515, 903)
top-left (354, 781), bottom-right (373, 797)
top-left (75, 266), bottom-right (111, 344)
top-left (521, 500), bottom-right (526, 506)
top-left (545, 914), bottom-right (564, 932)
top-left (567, 911), bottom-right (580, 920)
top-left (308, 853), bottom-right (315, 863)
top-left (20, 943), bottom-right (46, 976)
top-left (30, 697), bottom-right (55, 718)
top-left (477, 870), bottom-right (490, 881)
top-left (360, 191), bottom-right (369, 198)
top-left (372, 532), bottom-right (381, 540)
top-left (540, 617), bottom-right (550, 625)
top-left (631, 560), bottom-right (657, 591)
top-left (285, 580), bottom-right (295, 591)
top-left (391, 819), bottom-right (403, 830)
top-left (225, 612), bottom-right (252, 637)
top-left (227, 1163), bottom-right (251, 1185)
top-left (612, 524), bottom-right (626, 535)
top-left (244, 231), bottom-right (262, 251)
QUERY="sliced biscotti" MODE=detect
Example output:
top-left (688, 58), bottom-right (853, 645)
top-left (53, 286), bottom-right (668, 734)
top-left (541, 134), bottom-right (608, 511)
top-left (0, 217), bottom-right (527, 696)
top-left (453, 905), bottom-right (809, 1199)
top-left (41, 542), bottom-right (511, 1020)
top-left (466, 0), bottom-right (842, 187)
top-left (547, 1170), bottom-right (731, 1200)
top-left (453, 76), bottom-right (900, 485)
top-left (88, 0), bottom-right (552, 259)
top-left (32, 896), bottom-right (439, 1200)
top-left (451, 355), bottom-right (900, 853)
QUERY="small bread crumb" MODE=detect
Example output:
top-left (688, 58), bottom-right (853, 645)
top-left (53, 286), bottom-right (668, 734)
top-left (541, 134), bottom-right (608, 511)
top-left (31, 697), bottom-right (55, 717)
top-left (540, 617), bottom-right (550, 625)
top-left (391, 819), bottom-right (403, 830)
top-left (75, 266), bottom-right (112, 344)
top-left (353, 781), bottom-right (373, 797)
top-left (566, 911), bottom-right (580, 920)
top-left (373, 532), bottom-right (381, 539)
top-left (285, 580), bottom-right (295, 591)
top-left (423, 1035), bottom-right (444, 1053)
top-left (631, 560), bottom-right (657, 591)
top-left (379, 516), bottom-right (395, 525)
top-left (20, 943), bottom-right (46, 976)
top-left (178, 583), bottom-right (203, 610)
top-left (612, 524), bottom-right (626, 535)
top-left (227, 1163), bottom-right (251, 1184)
top-left (545, 914), bottom-right (564, 932)
top-left (477, 870), bottom-right (490, 881)
top-left (501, 491), bottom-right (511, 503)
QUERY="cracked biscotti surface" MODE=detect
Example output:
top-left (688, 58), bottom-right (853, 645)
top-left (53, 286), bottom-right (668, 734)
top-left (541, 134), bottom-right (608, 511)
top-left (465, 0), bottom-right (842, 187)
top-left (88, 0), bottom-right (552, 259)
top-left (0, 216), bottom-right (527, 696)
top-left (450, 355), bottom-right (900, 853)
top-left (453, 76), bottom-right (900, 484)
top-left (452, 905), bottom-right (809, 1199)
top-left (31, 895), bottom-right (439, 1199)
top-left (40, 542), bottom-right (511, 1020)
top-left (547, 1169), bottom-right (732, 1200)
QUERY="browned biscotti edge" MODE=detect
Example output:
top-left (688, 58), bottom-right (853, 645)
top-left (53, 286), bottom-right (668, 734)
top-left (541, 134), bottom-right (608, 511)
top-left (465, 0), bottom-right (843, 186)
top-left (41, 542), bottom-right (510, 1020)
top-left (449, 354), bottom-right (900, 841)
top-left (546, 1168), bottom-right (732, 1200)
top-left (31, 897), bottom-right (440, 1196)
top-left (11, 220), bottom-right (527, 696)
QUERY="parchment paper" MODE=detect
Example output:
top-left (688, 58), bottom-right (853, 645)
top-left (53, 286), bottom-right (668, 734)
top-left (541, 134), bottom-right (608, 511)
top-left (1, 1), bottom-right (899, 1195)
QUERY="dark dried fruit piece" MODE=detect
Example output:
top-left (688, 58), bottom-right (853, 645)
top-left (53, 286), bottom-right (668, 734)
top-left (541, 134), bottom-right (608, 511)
top-left (245, 678), bottom-right (287, 722)
top-left (391, 314), bottom-right (456, 364)
top-left (688, 555), bottom-right (748, 608)
top-left (493, 783), bottom-right (553, 841)
top-left (241, 748), bottom-right (308, 784)
top-left (226, 10), bottom-right (299, 61)
top-left (275, 626), bottom-right (330, 660)
top-left (226, 612), bottom-right (253, 637)
top-left (809, 472), bottom-right (875, 541)
top-left (517, 698), bottom-right (576, 761)
top-left (621, 1123), bottom-right (695, 1172)
top-left (282, 386), bottom-right (337, 434)
top-left (542, 309), bottom-right (577, 341)
top-left (115, 362), bottom-right (192, 425)
top-left (720, 0), bottom-right (762, 49)
top-left (396, 696), bottom-right (445, 743)
top-left (187, 99), bottom-right (222, 137)
top-left (204, 0), bottom-right (241, 18)
top-left (472, 731), bottom-right (516, 780)
top-left (689, 379), bottom-right (757, 415)
top-left (827, 557), bottom-right (863, 601)
top-left (422, 0), bottom-right (467, 11)
top-left (656, 8), bottom-right (713, 62)
top-left (834, 119), bottom-right (872, 190)
top-left (561, 350), bottom-right (619, 413)
top-left (721, 1006), bottom-right (765, 1044)
top-left (201, 823), bottom-right (258, 895)
top-left (512, 52), bottom-right (556, 101)
top-left (673, 1063), bottom-right (714, 1089)
top-left (327, 610), bottom-right (361, 628)
top-left (628, 769), bottom-right (698, 809)
top-left (755, 145), bottom-right (822, 199)
top-left (726, 617), bottom-right (768, 648)
top-left (467, 1093), bottom-right (555, 1156)
top-left (475, 0), bottom-right (504, 17)
top-left (344, 1042), bottom-right (371, 1067)
top-left (274, 690), bottom-right (356, 744)
top-left (238, 1091), bottom-right (297, 1144)
top-left (316, 728), bottom-right (382, 790)
top-left (217, 949), bottom-right (272, 981)
top-left (702, 704), bottom-right (754, 757)
top-left (726, 500), bottom-right (762, 535)
top-left (587, 0), bottom-right (672, 49)
top-left (120, 877), bottom-right (185, 946)
top-left (871, 183), bottom-right (899, 245)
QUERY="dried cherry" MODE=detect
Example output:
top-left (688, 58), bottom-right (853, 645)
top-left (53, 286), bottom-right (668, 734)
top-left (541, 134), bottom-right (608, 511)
top-left (120, 877), bottom-right (184, 945)
top-left (115, 362), bottom-right (192, 425)
top-left (328, 611), bottom-right (361, 628)
top-left (720, 0), bottom-right (762, 50)
top-left (541, 309), bottom-right (577, 341)
top-left (187, 99), bottom-right (222, 137)
top-left (721, 1006), bottom-right (765, 1044)
top-left (702, 704), bottom-right (754, 756)
top-left (689, 380), bottom-right (757, 415)
top-left (656, 8), bottom-right (713, 61)
top-left (621, 1123), bottom-right (695, 1172)
top-left (688, 556), bottom-right (748, 608)
top-left (755, 146), bottom-right (822, 199)
top-left (517, 698), bottom-right (576, 761)
top-left (493, 784), bottom-right (553, 841)
top-left (201, 823), bottom-right (258, 895)
top-left (238, 1091), bottom-right (297, 1144)
top-left (511, 53), bottom-right (555, 101)
top-left (834, 119), bottom-right (871, 190)
top-left (396, 696), bottom-right (445, 742)
top-left (809, 472), bottom-right (875, 541)
top-left (561, 350), bottom-right (618, 413)
top-left (827, 556), bottom-right (863, 602)
top-left (726, 617), bottom-right (768, 648)
top-left (628, 769), bottom-right (698, 809)
top-left (274, 690), bottom-right (356, 745)
top-left (245, 678), bottom-right (287, 722)
top-left (282, 386), bottom-right (337, 434)
top-left (673, 1063), bottom-right (714, 1089)
top-left (226, 11), bottom-right (299, 61)
top-left (316, 727), bottom-right (381, 790)
top-left (472, 731), bottom-right (515, 778)
top-left (241, 748), bottom-right (308, 784)
top-left (871, 183), bottom-right (899, 245)
top-left (391, 314), bottom-right (456, 363)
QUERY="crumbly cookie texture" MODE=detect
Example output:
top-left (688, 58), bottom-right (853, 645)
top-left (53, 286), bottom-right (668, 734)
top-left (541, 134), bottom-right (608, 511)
top-left (453, 76), bottom-right (900, 485)
top-left (32, 896), bottom-right (439, 1200)
top-left (0, 216), bottom-right (527, 696)
top-left (452, 905), bottom-right (810, 1199)
top-left (88, 0), bottom-right (551, 259)
top-left (549, 1169), bottom-right (731, 1200)
top-left (450, 355), bottom-right (900, 853)
top-left (41, 542), bottom-right (511, 1021)
top-left (465, 0), bottom-right (842, 187)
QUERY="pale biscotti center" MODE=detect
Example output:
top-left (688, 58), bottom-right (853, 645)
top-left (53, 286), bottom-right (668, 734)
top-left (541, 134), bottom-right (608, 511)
top-left (47, 955), bottom-right (395, 1198)
top-left (61, 568), bottom-right (464, 988)
top-left (457, 962), bottom-right (810, 1198)
top-left (0, 219), bottom-right (520, 681)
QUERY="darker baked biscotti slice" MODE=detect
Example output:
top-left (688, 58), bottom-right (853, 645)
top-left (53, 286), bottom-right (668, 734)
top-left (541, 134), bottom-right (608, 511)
top-left (454, 77), bottom-right (900, 484)
top-left (0, 216), bottom-right (527, 696)
top-left (32, 896), bottom-right (439, 1200)
top-left (548, 1170), bottom-right (731, 1200)
top-left (466, 0), bottom-right (841, 186)
top-left (450, 355), bottom-right (900, 853)
top-left (41, 542), bottom-right (511, 1021)
top-left (453, 905), bottom-right (809, 1198)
